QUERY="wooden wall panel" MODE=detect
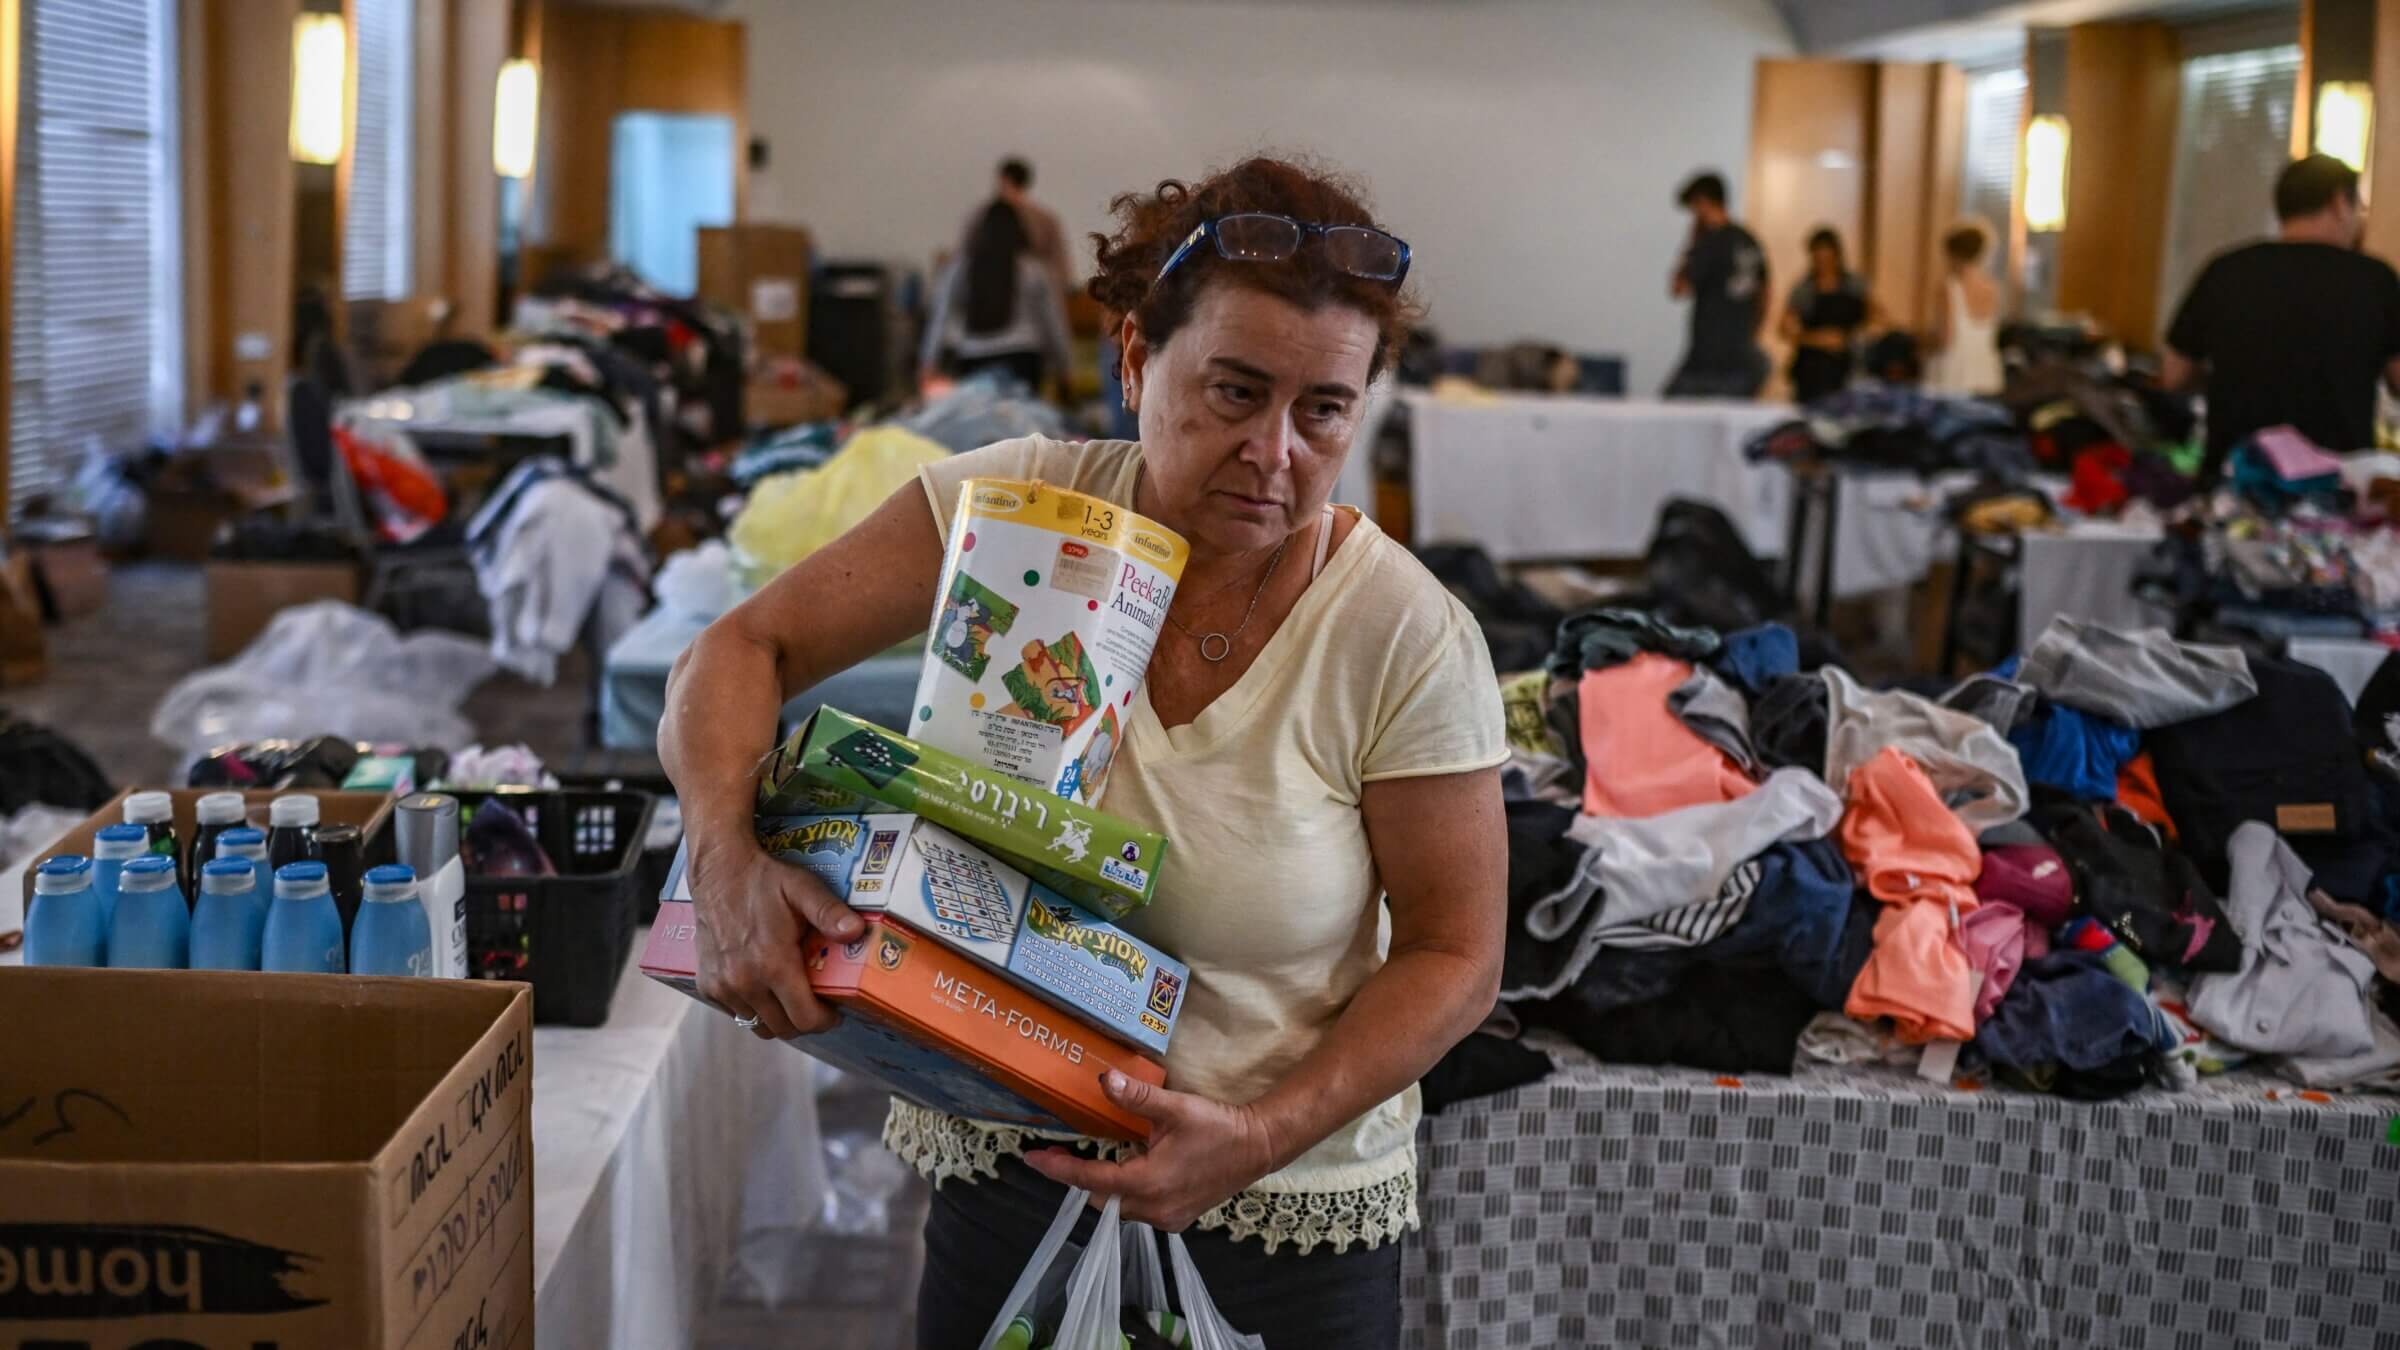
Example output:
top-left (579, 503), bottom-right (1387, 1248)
top-left (2055, 21), bottom-right (2181, 351)
top-left (412, 0), bottom-right (450, 296)
top-left (1747, 59), bottom-right (1876, 397)
top-left (1868, 62), bottom-right (1930, 330)
top-left (182, 0), bottom-right (299, 425)
top-left (447, 0), bottom-right (507, 334)
top-left (1923, 64), bottom-right (1968, 327)
top-left (2369, 0), bottom-right (2400, 262)
top-left (530, 7), bottom-right (745, 265)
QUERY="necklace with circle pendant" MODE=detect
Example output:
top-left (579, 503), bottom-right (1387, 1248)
top-left (1163, 536), bottom-right (1289, 663)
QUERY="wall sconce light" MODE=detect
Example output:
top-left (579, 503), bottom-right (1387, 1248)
top-left (2024, 114), bottom-right (2070, 233)
top-left (494, 59), bottom-right (539, 180)
top-left (2315, 81), bottom-right (2373, 176)
top-left (289, 13), bottom-right (347, 166)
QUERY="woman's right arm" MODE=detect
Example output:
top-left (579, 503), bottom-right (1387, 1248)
top-left (659, 485), bottom-right (948, 1036)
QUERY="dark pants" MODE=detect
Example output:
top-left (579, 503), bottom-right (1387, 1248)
top-left (1664, 347), bottom-right (1769, 400)
top-left (953, 349), bottom-right (1046, 393)
top-left (914, 1152), bottom-right (1403, 1349)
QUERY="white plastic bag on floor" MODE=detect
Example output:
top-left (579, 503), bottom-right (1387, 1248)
top-left (978, 1189), bottom-right (1264, 1350)
top-left (150, 601), bottom-right (497, 756)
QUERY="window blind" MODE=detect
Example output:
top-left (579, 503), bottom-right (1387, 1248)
top-left (343, 0), bottom-right (414, 302)
top-left (1959, 67), bottom-right (2023, 284)
top-left (2159, 45), bottom-right (2303, 338)
top-left (9, 0), bottom-right (171, 520)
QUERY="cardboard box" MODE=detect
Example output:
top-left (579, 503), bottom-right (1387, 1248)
top-left (21, 787), bottom-right (398, 910)
top-left (698, 223), bottom-right (812, 358)
top-left (643, 903), bottom-right (1164, 1139)
top-left (205, 559), bottom-right (364, 660)
top-left (14, 519), bottom-right (108, 619)
top-left (749, 814), bottom-right (1186, 1054)
top-left (757, 707), bottom-right (1166, 920)
top-left (0, 552), bottom-right (45, 686)
top-left (745, 356), bottom-right (848, 428)
top-left (148, 443), bottom-right (296, 561)
top-left (0, 967), bottom-right (533, 1350)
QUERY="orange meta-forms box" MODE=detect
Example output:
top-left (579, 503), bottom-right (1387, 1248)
top-left (642, 903), bottom-right (1165, 1140)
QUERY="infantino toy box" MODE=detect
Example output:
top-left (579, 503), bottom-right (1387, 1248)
top-left (755, 811), bottom-right (1187, 1055)
top-left (642, 903), bottom-right (1167, 1140)
top-left (758, 706), bottom-right (1167, 919)
top-left (913, 477), bottom-right (1188, 806)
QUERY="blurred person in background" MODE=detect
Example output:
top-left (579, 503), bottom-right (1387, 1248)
top-left (1777, 226), bottom-right (1877, 404)
top-left (967, 155), bottom-right (1074, 294)
top-left (1922, 218), bottom-right (2004, 397)
top-left (2163, 154), bottom-right (2400, 481)
top-left (919, 195), bottom-right (1073, 395)
top-left (1665, 170), bottom-right (1769, 399)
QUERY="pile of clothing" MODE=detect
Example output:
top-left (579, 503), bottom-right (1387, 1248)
top-left (1483, 610), bottom-right (2400, 1102)
top-left (2131, 439), bottom-right (2400, 643)
top-left (466, 458), bottom-right (651, 684)
top-left (516, 263), bottom-right (746, 448)
top-left (1744, 385), bottom-right (2035, 479)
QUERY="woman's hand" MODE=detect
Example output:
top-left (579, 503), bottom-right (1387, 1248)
top-left (1021, 1073), bottom-right (1280, 1231)
top-left (688, 835), bottom-right (866, 1040)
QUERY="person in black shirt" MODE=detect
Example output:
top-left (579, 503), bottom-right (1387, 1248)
top-left (2164, 154), bottom-right (2400, 481)
top-left (1666, 171), bottom-right (1770, 399)
top-left (1776, 226), bottom-right (1881, 404)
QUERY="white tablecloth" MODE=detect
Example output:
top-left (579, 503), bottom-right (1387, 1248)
top-left (534, 938), bottom-right (827, 1350)
top-left (2289, 637), bottom-right (2394, 706)
top-left (2016, 521), bottom-right (2167, 642)
top-left (1404, 393), bottom-right (1792, 561)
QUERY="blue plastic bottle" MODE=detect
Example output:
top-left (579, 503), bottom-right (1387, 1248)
top-left (262, 860), bottom-right (346, 974)
top-left (106, 854), bottom-right (190, 969)
top-left (191, 858), bottom-right (268, 971)
top-left (216, 826), bottom-right (274, 921)
top-left (91, 822), bottom-right (148, 936)
top-left (26, 855), bottom-right (104, 967)
top-left (351, 865), bottom-right (434, 977)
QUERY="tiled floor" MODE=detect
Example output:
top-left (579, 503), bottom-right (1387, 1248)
top-left (8, 561), bottom-right (932, 1349)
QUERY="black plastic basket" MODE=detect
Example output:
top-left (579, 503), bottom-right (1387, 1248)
top-left (451, 788), bottom-right (657, 1026)
top-left (557, 757), bottom-right (681, 924)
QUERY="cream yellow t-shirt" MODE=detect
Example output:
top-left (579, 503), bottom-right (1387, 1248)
top-left (885, 435), bottom-right (1507, 1255)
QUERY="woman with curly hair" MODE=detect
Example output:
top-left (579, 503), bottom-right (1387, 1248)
top-left (660, 156), bottom-right (1507, 1346)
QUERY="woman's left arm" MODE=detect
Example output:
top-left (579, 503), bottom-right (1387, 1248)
top-left (1026, 766), bottom-right (1506, 1229)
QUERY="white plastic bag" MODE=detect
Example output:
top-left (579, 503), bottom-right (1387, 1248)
top-left (150, 601), bottom-right (497, 757)
top-left (979, 1189), bottom-right (1265, 1350)
top-left (653, 539), bottom-right (743, 619)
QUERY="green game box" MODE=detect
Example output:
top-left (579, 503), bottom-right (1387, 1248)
top-left (756, 706), bottom-right (1165, 919)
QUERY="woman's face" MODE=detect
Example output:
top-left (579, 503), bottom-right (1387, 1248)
top-left (1122, 283), bottom-right (1377, 559)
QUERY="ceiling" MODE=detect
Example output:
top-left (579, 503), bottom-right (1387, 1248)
top-left (1773, 0), bottom-right (2294, 56)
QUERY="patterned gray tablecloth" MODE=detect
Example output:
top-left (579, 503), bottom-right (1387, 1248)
top-left (1403, 1051), bottom-right (2400, 1349)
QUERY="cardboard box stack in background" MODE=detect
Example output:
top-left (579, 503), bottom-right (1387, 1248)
top-left (146, 441), bottom-right (295, 561)
top-left (15, 518), bottom-right (109, 619)
top-left (746, 354), bottom-right (849, 428)
top-left (0, 550), bottom-right (46, 687)
top-left (205, 557), bottom-right (364, 659)
top-left (0, 969), bottom-right (533, 1350)
top-left (699, 223), bottom-right (812, 358)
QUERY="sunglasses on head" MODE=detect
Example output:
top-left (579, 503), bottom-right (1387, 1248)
top-left (1153, 212), bottom-right (1412, 289)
